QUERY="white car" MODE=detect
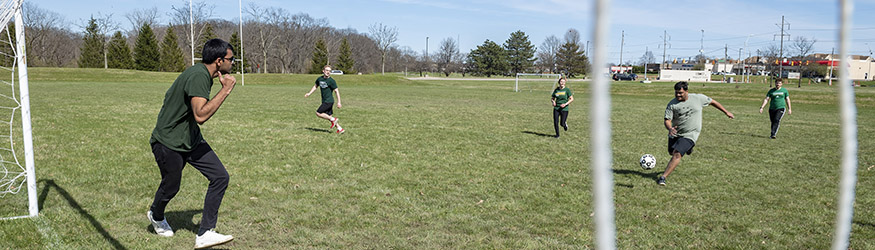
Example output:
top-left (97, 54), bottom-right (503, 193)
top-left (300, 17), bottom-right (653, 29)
top-left (330, 70), bottom-right (344, 75)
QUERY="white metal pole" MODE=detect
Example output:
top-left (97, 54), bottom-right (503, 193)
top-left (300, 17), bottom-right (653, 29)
top-left (239, 0), bottom-right (244, 86)
top-left (514, 73), bottom-right (519, 92)
top-left (590, 0), bottom-right (616, 249)
top-left (832, 0), bottom-right (858, 249)
top-left (15, 2), bottom-right (37, 218)
top-left (189, 0), bottom-right (195, 66)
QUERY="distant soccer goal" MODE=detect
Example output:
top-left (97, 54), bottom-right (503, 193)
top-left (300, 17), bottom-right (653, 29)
top-left (0, 0), bottom-right (37, 220)
top-left (514, 73), bottom-right (562, 92)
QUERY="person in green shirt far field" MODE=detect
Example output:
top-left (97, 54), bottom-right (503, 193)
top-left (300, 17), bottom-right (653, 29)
top-left (658, 81), bottom-right (735, 186)
top-left (551, 77), bottom-right (574, 138)
top-left (759, 78), bottom-right (792, 139)
top-left (305, 65), bottom-right (345, 134)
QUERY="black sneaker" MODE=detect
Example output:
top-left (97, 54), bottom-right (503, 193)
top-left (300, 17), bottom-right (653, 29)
top-left (554, 135), bottom-right (560, 138)
top-left (563, 123), bottom-right (568, 131)
top-left (770, 136), bottom-right (776, 139)
top-left (657, 176), bottom-right (666, 186)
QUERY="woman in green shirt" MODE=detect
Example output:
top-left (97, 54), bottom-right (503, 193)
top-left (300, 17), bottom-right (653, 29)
top-left (551, 78), bottom-right (574, 138)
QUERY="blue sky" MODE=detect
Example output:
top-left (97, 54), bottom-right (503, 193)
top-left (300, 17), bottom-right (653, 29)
top-left (33, 0), bottom-right (875, 64)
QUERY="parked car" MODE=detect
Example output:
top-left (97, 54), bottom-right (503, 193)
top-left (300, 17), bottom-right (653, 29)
top-left (612, 73), bottom-right (637, 81)
top-left (330, 70), bottom-right (344, 75)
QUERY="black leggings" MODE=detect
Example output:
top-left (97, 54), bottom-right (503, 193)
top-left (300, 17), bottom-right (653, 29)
top-left (553, 109), bottom-right (569, 136)
top-left (769, 108), bottom-right (785, 137)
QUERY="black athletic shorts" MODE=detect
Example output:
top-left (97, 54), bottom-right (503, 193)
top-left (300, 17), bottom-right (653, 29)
top-left (316, 102), bottom-right (333, 116)
top-left (668, 136), bottom-right (695, 156)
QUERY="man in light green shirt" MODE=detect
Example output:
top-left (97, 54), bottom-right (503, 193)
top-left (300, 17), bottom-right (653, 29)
top-left (658, 81), bottom-right (734, 186)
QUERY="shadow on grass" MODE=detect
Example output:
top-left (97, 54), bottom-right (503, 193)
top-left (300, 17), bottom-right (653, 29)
top-left (612, 169), bottom-right (662, 181)
top-left (305, 127), bottom-right (332, 133)
top-left (717, 131), bottom-right (769, 139)
top-left (854, 220), bottom-right (875, 230)
top-left (158, 209), bottom-right (203, 234)
top-left (522, 131), bottom-right (556, 137)
top-left (38, 179), bottom-right (127, 250)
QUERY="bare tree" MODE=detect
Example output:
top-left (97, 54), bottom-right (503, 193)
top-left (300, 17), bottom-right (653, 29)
top-left (22, 2), bottom-right (79, 67)
top-left (436, 37), bottom-right (459, 77)
top-left (791, 36), bottom-right (816, 59)
top-left (368, 22), bottom-right (398, 75)
top-left (537, 35), bottom-right (560, 73)
top-left (126, 7), bottom-right (160, 33)
top-left (83, 13), bottom-right (120, 69)
top-left (564, 28), bottom-right (581, 46)
top-left (169, 0), bottom-right (215, 65)
top-left (639, 50), bottom-right (655, 65)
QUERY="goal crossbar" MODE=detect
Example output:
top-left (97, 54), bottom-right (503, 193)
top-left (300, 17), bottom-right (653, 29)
top-left (514, 73), bottom-right (562, 92)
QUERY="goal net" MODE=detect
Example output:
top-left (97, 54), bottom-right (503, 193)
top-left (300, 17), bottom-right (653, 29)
top-left (514, 73), bottom-right (562, 92)
top-left (0, 0), bottom-right (37, 220)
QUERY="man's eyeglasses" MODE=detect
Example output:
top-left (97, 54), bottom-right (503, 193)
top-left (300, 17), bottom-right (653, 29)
top-left (223, 56), bottom-right (236, 63)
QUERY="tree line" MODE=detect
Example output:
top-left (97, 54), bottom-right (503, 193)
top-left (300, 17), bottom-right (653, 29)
top-left (21, 1), bottom-right (590, 77)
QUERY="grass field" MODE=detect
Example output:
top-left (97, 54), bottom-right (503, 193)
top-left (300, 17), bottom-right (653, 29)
top-left (1, 67), bottom-right (874, 249)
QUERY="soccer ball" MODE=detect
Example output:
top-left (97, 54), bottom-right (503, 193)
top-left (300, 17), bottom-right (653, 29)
top-left (639, 154), bottom-right (656, 170)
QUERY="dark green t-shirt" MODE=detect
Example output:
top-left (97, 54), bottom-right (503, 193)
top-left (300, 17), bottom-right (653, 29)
top-left (766, 87), bottom-right (789, 110)
top-left (552, 87), bottom-right (573, 111)
top-left (150, 64), bottom-right (213, 152)
top-left (315, 76), bottom-right (337, 103)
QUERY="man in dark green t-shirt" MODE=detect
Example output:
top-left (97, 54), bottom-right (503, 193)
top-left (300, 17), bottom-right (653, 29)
top-left (147, 39), bottom-right (236, 249)
top-left (551, 78), bottom-right (574, 138)
top-left (305, 65), bottom-right (344, 133)
top-left (759, 78), bottom-right (792, 139)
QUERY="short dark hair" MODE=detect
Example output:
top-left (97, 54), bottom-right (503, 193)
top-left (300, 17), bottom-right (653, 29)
top-left (202, 38), bottom-right (234, 64)
top-left (775, 78), bottom-right (783, 83)
top-left (674, 81), bottom-right (688, 91)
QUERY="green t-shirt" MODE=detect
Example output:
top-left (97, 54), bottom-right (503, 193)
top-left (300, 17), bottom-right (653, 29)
top-left (150, 64), bottom-right (213, 152)
top-left (315, 76), bottom-right (337, 103)
top-left (552, 87), bottom-right (573, 111)
top-left (766, 87), bottom-right (789, 110)
top-left (664, 93), bottom-right (712, 142)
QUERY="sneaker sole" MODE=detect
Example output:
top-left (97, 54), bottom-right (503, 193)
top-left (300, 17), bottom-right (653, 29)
top-left (147, 211), bottom-right (174, 237)
top-left (195, 237), bottom-right (234, 249)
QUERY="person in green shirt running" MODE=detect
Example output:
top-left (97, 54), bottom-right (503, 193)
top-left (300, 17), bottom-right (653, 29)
top-left (551, 77), bottom-right (574, 138)
top-left (147, 38), bottom-right (235, 249)
top-left (759, 78), bottom-right (792, 139)
top-left (305, 65), bottom-right (344, 133)
top-left (658, 81), bottom-right (734, 186)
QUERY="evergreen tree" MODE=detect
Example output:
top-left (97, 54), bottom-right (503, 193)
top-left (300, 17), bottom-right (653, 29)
top-left (503, 30), bottom-right (536, 75)
top-left (335, 37), bottom-right (355, 74)
top-left (467, 39), bottom-right (508, 77)
top-left (134, 23), bottom-right (160, 71)
top-left (228, 31), bottom-right (250, 73)
top-left (556, 42), bottom-right (588, 78)
top-left (106, 31), bottom-right (133, 69)
top-left (79, 17), bottom-right (104, 68)
top-left (194, 23), bottom-right (216, 60)
top-left (309, 38), bottom-right (328, 74)
top-left (160, 25), bottom-right (186, 72)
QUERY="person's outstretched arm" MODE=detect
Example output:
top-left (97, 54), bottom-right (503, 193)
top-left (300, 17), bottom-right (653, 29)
top-left (304, 85), bottom-right (317, 97)
top-left (710, 99), bottom-right (734, 119)
top-left (759, 97), bottom-right (769, 114)
top-left (334, 88), bottom-right (342, 108)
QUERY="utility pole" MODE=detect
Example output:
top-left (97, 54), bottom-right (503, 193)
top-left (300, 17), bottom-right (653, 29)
top-left (662, 30), bottom-right (669, 70)
top-left (425, 36), bottom-right (429, 76)
top-left (775, 15), bottom-right (791, 87)
top-left (828, 47), bottom-right (835, 86)
top-left (724, 44), bottom-right (728, 83)
top-left (700, 29), bottom-right (704, 65)
top-left (619, 30), bottom-right (625, 71)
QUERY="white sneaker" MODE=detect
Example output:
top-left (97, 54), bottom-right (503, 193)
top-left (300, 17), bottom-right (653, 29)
top-left (147, 211), bottom-right (174, 237)
top-left (195, 229), bottom-right (233, 249)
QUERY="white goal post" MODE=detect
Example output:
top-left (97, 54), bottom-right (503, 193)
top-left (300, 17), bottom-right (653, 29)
top-left (0, 0), bottom-right (37, 220)
top-left (514, 73), bottom-right (562, 92)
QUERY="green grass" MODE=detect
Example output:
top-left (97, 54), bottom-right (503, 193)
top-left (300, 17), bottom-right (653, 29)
top-left (1, 67), bottom-right (874, 249)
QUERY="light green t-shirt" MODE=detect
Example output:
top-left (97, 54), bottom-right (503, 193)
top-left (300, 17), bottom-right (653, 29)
top-left (664, 93), bottom-right (712, 142)
top-left (552, 87), bottom-right (573, 111)
top-left (150, 64), bottom-right (212, 152)
top-left (766, 87), bottom-right (789, 110)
